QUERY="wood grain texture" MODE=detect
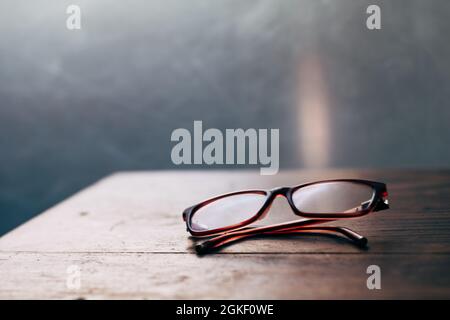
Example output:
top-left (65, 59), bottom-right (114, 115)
top-left (0, 169), bottom-right (449, 299)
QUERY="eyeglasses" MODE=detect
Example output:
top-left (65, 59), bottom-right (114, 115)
top-left (183, 179), bottom-right (389, 254)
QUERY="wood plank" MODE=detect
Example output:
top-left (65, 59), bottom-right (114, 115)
top-left (0, 170), bottom-right (449, 254)
top-left (1, 170), bottom-right (449, 299)
top-left (1, 252), bottom-right (449, 299)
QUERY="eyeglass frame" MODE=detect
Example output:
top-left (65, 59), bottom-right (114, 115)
top-left (183, 179), bottom-right (389, 238)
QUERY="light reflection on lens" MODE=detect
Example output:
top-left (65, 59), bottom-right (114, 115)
top-left (292, 182), bottom-right (374, 214)
top-left (191, 192), bottom-right (267, 232)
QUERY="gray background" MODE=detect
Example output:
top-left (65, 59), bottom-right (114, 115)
top-left (1, 0), bottom-right (449, 235)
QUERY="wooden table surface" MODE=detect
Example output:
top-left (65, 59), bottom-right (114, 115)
top-left (1, 170), bottom-right (450, 299)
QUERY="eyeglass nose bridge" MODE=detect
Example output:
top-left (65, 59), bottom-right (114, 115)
top-left (256, 187), bottom-right (290, 221)
top-left (269, 186), bottom-right (290, 197)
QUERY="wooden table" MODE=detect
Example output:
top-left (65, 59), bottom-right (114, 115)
top-left (1, 170), bottom-right (449, 299)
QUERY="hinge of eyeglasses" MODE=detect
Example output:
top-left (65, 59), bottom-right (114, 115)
top-left (374, 198), bottom-right (389, 212)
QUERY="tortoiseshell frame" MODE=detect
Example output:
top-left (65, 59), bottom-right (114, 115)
top-left (183, 179), bottom-right (389, 238)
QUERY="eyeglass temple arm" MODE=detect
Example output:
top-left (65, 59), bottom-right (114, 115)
top-left (194, 213), bottom-right (368, 254)
top-left (194, 218), bottom-right (327, 253)
top-left (267, 226), bottom-right (367, 245)
top-left (195, 224), bottom-right (366, 254)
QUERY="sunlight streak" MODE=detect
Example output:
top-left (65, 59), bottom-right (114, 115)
top-left (296, 54), bottom-right (331, 168)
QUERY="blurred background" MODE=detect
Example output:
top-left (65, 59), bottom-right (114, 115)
top-left (0, 0), bottom-right (449, 236)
